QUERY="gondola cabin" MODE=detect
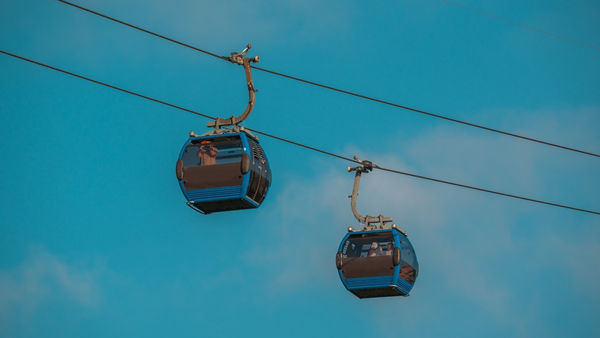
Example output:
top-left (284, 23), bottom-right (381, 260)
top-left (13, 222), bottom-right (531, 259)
top-left (175, 131), bottom-right (271, 214)
top-left (336, 227), bottom-right (418, 298)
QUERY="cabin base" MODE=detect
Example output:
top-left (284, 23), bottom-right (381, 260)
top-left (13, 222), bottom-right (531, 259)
top-left (350, 286), bottom-right (408, 299)
top-left (188, 198), bottom-right (257, 214)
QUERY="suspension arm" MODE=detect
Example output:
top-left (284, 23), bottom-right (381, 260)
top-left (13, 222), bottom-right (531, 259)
top-left (348, 157), bottom-right (393, 228)
top-left (207, 44), bottom-right (259, 129)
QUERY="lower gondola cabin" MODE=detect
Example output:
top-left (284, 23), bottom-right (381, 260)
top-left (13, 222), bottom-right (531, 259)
top-left (175, 132), bottom-right (271, 214)
top-left (336, 228), bottom-right (418, 298)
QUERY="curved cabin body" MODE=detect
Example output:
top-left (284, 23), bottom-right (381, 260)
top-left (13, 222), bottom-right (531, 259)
top-left (336, 228), bottom-right (418, 298)
top-left (175, 132), bottom-right (271, 214)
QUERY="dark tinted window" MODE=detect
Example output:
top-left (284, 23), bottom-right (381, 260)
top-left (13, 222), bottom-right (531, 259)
top-left (182, 137), bottom-right (243, 167)
top-left (180, 136), bottom-right (245, 191)
top-left (340, 232), bottom-right (395, 279)
top-left (248, 139), bottom-right (267, 165)
top-left (247, 165), bottom-right (262, 203)
top-left (342, 232), bottom-right (394, 258)
top-left (398, 235), bottom-right (418, 284)
top-left (246, 162), bottom-right (258, 200)
top-left (246, 139), bottom-right (270, 203)
top-left (182, 145), bottom-right (202, 167)
top-left (253, 162), bottom-right (269, 203)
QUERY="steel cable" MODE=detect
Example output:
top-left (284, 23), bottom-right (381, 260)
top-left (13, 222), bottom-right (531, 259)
top-left (57, 0), bottom-right (600, 159)
top-left (2, 49), bottom-right (598, 216)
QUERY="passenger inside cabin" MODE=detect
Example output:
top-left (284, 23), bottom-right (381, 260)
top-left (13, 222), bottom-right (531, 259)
top-left (386, 241), bottom-right (394, 256)
top-left (197, 140), bottom-right (217, 165)
top-left (368, 242), bottom-right (382, 257)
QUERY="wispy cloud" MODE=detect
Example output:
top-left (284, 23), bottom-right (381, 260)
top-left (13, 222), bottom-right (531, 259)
top-left (0, 247), bottom-right (103, 331)
top-left (241, 169), bottom-right (348, 295)
top-left (241, 107), bottom-right (599, 335)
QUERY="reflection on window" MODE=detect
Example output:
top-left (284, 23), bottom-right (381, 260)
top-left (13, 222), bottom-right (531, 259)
top-left (182, 137), bottom-right (243, 167)
top-left (342, 233), bottom-right (395, 258)
top-left (246, 139), bottom-right (271, 204)
top-left (398, 235), bottom-right (418, 284)
top-left (399, 265), bottom-right (416, 284)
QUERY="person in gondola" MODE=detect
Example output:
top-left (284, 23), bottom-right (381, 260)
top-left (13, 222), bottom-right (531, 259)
top-left (368, 242), bottom-right (382, 257)
top-left (386, 241), bottom-right (394, 256)
top-left (197, 140), bottom-right (217, 166)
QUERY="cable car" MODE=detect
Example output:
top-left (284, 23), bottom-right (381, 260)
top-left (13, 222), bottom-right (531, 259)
top-left (175, 44), bottom-right (271, 214)
top-left (175, 131), bottom-right (271, 214)
top-left (335, 158), bottom-right (419, 298)
top-left (336, 226), bottom-right (418, 298)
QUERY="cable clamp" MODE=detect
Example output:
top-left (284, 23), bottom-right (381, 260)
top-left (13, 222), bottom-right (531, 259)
top-left (348, 156), bottom-right (375, 173)
top-left (228, 44), bottom-right (260, 65)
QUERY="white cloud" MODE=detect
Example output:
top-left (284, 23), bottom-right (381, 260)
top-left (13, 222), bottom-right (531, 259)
top-left (532, 225), bottom-right (600, 299)
top-left (242, 107), bottom-right (600, 335)
top-left (241, 168), bottom-right (349, 295)
top-left (0, 248), bottom-right (102, 329)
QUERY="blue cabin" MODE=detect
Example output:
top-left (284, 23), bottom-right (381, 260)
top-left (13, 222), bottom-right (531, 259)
top-left (336, 228), bottom-right (418, 298)
top-left (175, 131), bottom-right (271, 214)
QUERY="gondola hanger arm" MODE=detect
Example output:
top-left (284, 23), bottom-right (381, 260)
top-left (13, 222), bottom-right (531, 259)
top-left (206, 44), bottom-right (259, 130)
top-left (347, 156), bottom-right (397, 231)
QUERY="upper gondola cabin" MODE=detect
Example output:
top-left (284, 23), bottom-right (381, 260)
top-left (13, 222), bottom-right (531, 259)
top-left (175, 131), bottom-right (271, 214)
top-left (174, 44), bottom-right (271, 214)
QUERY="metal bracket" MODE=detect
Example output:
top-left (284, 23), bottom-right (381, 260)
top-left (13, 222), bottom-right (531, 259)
top-left (206, 44), bottom-right (260, 131)
top-left (347, 156), bottom-right (406, 233)
top-left (347, 156), bottom-right (374, 174)
top-left (197, 124), bottom-right (258, 139)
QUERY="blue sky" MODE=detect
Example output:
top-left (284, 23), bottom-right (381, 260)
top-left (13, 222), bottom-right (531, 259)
top-left (1, 0), bottom-right (599, 337)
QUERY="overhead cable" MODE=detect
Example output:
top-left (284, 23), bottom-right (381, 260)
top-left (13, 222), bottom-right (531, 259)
top-left (57, 0), bottom-right (600, 159)
top-left (2, 49), bottom-right (598, 216)
top-left (440, 0), bottom-right (600, 52)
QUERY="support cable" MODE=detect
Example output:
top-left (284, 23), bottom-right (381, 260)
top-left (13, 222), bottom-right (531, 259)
top-left (56, 0), bottom-right (600, 159)
top-left (2, 49), bottom-right (598, 216)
